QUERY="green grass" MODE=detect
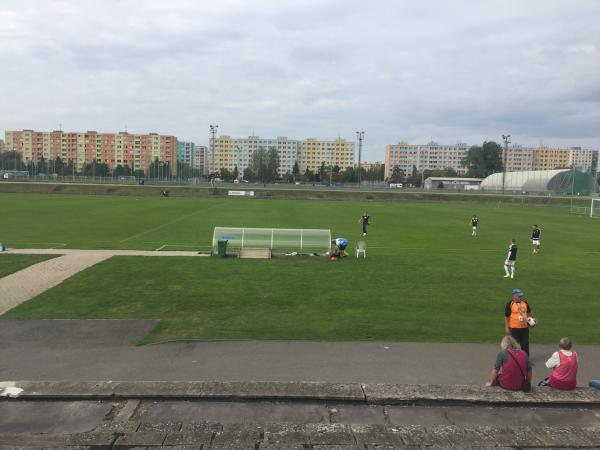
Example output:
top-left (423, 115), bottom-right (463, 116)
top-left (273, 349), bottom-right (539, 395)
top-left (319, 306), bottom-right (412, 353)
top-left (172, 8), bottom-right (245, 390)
top-left (1, 193), bottom-right (599, 344)
top-left (0, 254), bottom-right (58, 278)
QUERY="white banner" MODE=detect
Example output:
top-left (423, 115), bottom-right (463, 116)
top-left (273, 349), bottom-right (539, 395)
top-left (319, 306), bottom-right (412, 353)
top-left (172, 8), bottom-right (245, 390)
top-left (228, 190), bottom-right (255, 197)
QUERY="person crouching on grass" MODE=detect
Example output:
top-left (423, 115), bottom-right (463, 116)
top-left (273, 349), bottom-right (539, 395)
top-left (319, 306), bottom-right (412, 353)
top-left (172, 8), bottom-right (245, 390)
top-left (538, 337), bottom-right (578, 390)
top-left (331, 238), bottom-right (349, 258)
top-left (486, 335), bottom-right (532, 390)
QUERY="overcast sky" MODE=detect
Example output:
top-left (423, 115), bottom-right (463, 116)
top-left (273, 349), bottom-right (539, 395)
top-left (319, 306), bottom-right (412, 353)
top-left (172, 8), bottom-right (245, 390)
top-left (1, 0), bottom-right (599, 160)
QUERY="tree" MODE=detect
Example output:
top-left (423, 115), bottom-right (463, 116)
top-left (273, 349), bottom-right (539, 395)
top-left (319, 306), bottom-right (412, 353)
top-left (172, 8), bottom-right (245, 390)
top-left (219, 167), bottom-right (233, 182)
top-left (389, 165), bottom-right (405, 183)
top-left (461, 141), bottom-right (503, 178)
top-left (443, 167), bottom-right (458, 177)
top-left (232, 165), bottom-right (239, 181)
top-left (243, 167), bottom-right (255, 182)
top-left (318, 162), bottom-right (327, 182)
top-left (0, 151), bottom-right (26, 171)
top-left (292, 161), bottom-right (300, 182)
top-left (147, 158), bottom-right (170, 179)
top-left (250, 147), bottom-right (280, 183)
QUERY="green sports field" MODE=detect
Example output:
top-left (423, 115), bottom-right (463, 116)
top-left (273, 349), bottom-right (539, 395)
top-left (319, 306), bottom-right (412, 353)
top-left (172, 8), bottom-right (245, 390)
top-left (1, 192), bottom-right (599, 344)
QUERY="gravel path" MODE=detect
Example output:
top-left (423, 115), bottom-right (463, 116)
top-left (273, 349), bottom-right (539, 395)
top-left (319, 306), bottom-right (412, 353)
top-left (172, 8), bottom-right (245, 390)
top-left (0, 248), bottom-right (207, 315)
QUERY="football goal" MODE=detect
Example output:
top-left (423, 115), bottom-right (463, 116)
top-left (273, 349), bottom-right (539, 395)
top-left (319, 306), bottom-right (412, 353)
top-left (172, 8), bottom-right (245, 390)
top-left (570, 198), bottom-right (600, 218)
top-left (212, 227), bottom-right (332, 255)
top-left (592, 198), bottom-right (600, 218)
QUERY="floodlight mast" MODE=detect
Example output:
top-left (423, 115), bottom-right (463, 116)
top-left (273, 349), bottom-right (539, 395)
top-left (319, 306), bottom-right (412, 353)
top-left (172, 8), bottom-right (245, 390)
top-left (501, 134), bottom-right (511, 193)
top-left (209, 124), bottom-right (218, 178)
top-left (356, 131), bottom-right (364, 187)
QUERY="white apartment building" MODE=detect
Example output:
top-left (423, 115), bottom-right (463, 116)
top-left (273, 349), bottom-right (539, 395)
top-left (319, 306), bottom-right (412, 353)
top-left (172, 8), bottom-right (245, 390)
top-left (384, 141), bottom-right (469, 178)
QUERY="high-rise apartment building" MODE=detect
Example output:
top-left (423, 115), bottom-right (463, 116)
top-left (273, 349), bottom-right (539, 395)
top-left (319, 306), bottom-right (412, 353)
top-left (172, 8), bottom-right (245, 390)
top-left (504, 145), bottom-right (535, 172)
top-left (531, 145), bottom-right (571, 171)
top-left (384, 141), bottom-right (469, 178)
top-left (569, 147), bottom-right (598, 172)
top-left (176, 141), bottom-right (207, 174)
top-left (208, 135), bottom-right (355, 176)
top-left (386, 141), bottom-right (599, 179)
top-left (5, 130), bottom-right (177, 174)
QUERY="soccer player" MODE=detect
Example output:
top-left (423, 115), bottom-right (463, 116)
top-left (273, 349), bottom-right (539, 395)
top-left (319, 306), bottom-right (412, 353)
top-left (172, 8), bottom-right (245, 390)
top-left (332, 237), bottom-right (349, 257)
top-left (470, 214), bottom-right (479, 237)
top-left (359, 211), bottom-right (370, 236)
top-left (531, 224), bottom-right (541, 254)
top-left (503, 239), bottom-right (518, 279)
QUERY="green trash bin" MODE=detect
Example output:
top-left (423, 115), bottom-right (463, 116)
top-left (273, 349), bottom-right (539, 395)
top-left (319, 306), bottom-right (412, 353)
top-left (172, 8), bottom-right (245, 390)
top-left (217, 240), bottom-right (228, 257)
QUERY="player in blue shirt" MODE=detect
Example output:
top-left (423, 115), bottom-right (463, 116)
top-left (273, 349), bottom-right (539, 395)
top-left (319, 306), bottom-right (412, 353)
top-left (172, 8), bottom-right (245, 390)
top-left (332, 237), bottom-right (349, 258)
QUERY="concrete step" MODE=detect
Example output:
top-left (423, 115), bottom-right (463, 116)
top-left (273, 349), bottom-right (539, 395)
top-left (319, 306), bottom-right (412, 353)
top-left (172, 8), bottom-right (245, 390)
top-left (238, 248), bottom-right (271, 259)
top-left (1, 423), bottom-right (600, 449)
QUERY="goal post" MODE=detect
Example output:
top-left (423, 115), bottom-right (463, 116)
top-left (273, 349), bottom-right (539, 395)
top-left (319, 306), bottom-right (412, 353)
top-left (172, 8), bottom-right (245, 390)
top-left (591, 198), bottom-right (600, 218)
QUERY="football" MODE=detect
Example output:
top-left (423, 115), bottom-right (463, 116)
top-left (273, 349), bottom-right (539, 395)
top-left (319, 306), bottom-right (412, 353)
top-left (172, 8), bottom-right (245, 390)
top-left (527, 317), bottom-right (537, 327)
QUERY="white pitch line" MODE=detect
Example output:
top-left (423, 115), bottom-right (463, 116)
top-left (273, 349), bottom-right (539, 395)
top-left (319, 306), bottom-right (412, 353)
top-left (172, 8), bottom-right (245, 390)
top-left (119, 210), bottom-right (202, 243)
top-left (155, 244), bottom-right (167, 251)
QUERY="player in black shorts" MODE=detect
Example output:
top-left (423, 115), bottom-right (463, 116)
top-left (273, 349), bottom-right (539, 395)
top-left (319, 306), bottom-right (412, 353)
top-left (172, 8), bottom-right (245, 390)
top-left (503, 239), bottom-right (518, 279)
top-left (359, 212), bottom-right (370, 236)
top-left (470, 215), bottom-right (479, 237)
top-left (531, 224), bottom-right (541, 254)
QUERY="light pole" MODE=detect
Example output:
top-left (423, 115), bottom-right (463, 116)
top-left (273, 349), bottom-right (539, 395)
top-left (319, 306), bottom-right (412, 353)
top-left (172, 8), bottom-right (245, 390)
top-left (501, 134), bottom-right (511, 193)
top-left (356, 131), bottom-right (364, 187)
top-left (209, 124), bottom-right (218, 179)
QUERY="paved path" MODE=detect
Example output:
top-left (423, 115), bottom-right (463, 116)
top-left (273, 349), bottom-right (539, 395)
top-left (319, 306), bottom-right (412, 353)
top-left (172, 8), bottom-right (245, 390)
top-left (0, 248), bottom-right (206, 315)
top-left (1, 320), bottom-right (600, 385)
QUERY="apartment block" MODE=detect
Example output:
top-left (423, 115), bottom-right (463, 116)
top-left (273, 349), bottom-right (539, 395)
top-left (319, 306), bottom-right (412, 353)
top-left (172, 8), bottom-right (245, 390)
top-left (208, 135), bottom-right (355, 176)
top-left (531, 145), bottom-right (571, 171)
top-left (384, 141), bottom-right (468, 178)
top-left (503, 145), bottom-right (535, 172)
top-left (176, 141), bottom-right (207, 174)
top-left (569, 147), bottom-right (598, 172)
top-left (5, 130), bottom-right (177, 174)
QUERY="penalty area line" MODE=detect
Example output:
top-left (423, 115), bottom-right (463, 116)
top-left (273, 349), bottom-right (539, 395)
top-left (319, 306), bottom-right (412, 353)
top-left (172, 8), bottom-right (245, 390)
top-left (155, 244), bottom-right (167, 251)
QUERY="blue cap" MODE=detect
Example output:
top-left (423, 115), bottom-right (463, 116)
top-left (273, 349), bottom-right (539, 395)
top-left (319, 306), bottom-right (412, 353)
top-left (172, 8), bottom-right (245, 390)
top-left (511, 289), bottom-right (522, 296)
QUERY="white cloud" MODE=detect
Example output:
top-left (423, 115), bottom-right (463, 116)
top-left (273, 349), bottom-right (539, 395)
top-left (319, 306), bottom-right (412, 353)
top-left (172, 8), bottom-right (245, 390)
top-left (1, 0), bottom-right (600, 158)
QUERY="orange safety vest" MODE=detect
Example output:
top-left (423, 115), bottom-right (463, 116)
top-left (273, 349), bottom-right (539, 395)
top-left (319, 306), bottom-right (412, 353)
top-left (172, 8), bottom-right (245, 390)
top-left (509, 300), bottom-right (529, 329)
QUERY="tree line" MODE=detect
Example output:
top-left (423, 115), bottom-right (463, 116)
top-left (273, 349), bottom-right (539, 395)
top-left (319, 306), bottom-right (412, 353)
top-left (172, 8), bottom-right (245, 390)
top-left (213, 146), bottom-right (385, 183)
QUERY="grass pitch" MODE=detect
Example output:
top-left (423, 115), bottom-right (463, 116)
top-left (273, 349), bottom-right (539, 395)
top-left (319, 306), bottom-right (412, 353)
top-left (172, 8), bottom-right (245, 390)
top-left (1, 193), bottom-right (599, 344)
top-left (0, 254), bottom-right (58, 278)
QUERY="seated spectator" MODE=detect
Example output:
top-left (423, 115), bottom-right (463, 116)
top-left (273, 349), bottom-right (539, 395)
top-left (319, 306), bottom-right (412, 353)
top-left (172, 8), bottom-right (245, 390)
top-left (538, 337), bottom-right (578, 390)
top-left (486, 335), bottom-right (532, 390)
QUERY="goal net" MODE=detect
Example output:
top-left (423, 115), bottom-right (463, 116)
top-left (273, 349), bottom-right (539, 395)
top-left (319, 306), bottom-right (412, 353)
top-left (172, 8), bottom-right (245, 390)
top-left (571, 198), bottom-right (600, 217)
top-left (592, 198), bottom-right (600, 218)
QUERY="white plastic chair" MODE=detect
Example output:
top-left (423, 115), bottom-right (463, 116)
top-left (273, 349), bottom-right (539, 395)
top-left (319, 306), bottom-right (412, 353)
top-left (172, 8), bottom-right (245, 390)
top-left (355, 241), bottom-right (367, 258)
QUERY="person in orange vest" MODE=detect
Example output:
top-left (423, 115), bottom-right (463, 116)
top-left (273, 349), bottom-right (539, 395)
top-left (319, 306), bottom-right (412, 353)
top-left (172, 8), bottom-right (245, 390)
top-left (504, 289), bottom-right (536, 355)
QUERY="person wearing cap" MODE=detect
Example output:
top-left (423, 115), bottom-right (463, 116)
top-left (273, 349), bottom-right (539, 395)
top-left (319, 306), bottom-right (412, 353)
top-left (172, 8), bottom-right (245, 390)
top-left (504, 289), bottom-right (536, 355)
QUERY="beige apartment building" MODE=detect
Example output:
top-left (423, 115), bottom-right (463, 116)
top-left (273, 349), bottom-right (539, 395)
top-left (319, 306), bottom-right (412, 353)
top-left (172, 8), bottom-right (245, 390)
top-left (208, 135), bottom-right (356, 176)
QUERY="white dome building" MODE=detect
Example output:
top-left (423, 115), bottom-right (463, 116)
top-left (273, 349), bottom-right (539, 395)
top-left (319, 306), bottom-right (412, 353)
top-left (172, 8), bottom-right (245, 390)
top-left (480, 169), bottom-right (598, 195)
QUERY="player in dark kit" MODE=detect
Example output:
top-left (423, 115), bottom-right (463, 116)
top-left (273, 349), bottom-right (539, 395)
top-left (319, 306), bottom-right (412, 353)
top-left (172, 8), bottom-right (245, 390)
top-left (359, 212), bottom-right (370, 236)
top-left (470, 215), bottom-right (479, 237)
top-left (531, 224), bottom-right (541, 254)
top-left (503, 239), bottom-right (518, 279)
